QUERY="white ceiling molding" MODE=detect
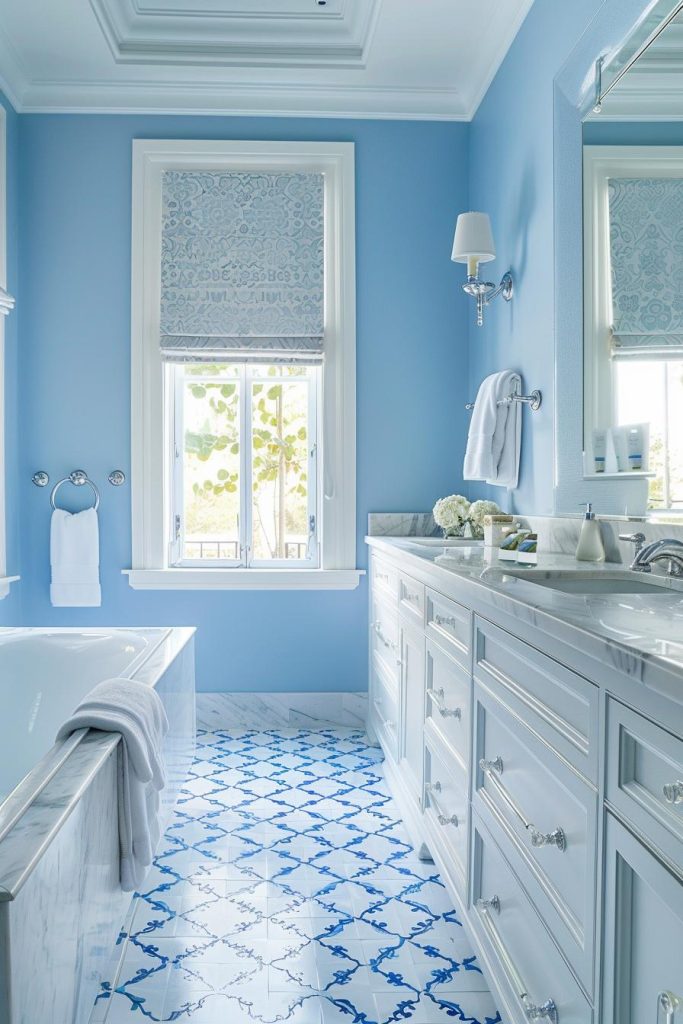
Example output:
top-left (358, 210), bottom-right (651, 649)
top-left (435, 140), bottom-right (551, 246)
top-left (0, 0), bottom-right (534, 121)
top-left (90, 0), bottom-right (379, 67)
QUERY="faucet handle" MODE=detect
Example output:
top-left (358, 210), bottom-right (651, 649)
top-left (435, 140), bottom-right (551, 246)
top-left (619, 532), bottom-right (646, 556)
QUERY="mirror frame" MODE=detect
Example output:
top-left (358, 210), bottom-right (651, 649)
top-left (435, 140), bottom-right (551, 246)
top-left (552, 0), bottom-right (681, 517)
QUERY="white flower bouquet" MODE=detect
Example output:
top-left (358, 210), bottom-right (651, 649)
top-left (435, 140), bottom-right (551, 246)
top-left (433, 495), bottom-right (502, 539)
top-left (432, 494), bottom-right (471, 537)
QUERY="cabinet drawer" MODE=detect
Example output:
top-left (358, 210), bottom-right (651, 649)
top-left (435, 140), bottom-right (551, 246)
top-left (426, 589), bottom-right (471, 669)
top-left (474, 616), bottom-right (599, 783)
top-left (371, 555), bottom-right (399, 602)
top-left (425, 640), bottom-right (471, 768)
top-left (399, 573), bottom-right (425, 624)
top-left (607, 698), bottom-right (683, 870)
top-left (371, 659), bottom-right (399, 763)
top-left (424, 732), bottom-right (469, 898)
top-left (471, 812), bottom-right (593, 1024)
top-left (370, 593), bottom-right (400, 686)
top-left (473, 684), bottom-right (597, 992)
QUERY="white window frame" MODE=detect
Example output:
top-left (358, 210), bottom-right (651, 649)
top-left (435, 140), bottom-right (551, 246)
top-left (171, 362), bottom-right (321, 569)
top-left (583, 145), bottom-right (683, 500)
top-left (126, 139), bottom-right (361, 591)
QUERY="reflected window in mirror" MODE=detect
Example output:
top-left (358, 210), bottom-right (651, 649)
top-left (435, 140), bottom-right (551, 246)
top-left (584, 146), bottom-right (683, 512)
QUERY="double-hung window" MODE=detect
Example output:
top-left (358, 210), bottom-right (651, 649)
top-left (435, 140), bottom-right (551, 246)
top-left (128, 141), bottom-right (359, 590)
top-left (584, 146), bottom-right (683, 512)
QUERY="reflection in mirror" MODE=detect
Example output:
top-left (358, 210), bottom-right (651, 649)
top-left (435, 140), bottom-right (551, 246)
top-left (584, 3), bottom-right (683, 513)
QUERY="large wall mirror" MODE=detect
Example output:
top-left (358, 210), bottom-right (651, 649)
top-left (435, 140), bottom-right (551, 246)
top-left (583, 4), bottom-right (683, 515)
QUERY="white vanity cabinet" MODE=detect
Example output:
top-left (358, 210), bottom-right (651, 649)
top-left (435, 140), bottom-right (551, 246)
top-left (367, 541), bottom-right (683, 1024)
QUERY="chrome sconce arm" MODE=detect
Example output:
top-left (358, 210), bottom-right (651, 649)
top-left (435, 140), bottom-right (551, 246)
top-left (463, 271), bottom-right (514, 327)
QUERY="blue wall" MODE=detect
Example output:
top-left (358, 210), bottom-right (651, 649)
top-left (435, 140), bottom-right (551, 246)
top-left (467, 0), bottom-right (606, 515)
top-left (0, 91), bottom-right (21, 624)
top-left (14, 115), bottom-right (470, 691)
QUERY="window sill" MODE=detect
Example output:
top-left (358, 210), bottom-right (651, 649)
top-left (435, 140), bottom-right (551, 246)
top-left (123, 568), bottom-right (364, 591)
top-left (0, 576), bottom-right (20, 600)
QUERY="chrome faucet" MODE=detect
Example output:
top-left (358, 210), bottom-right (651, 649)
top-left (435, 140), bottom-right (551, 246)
top-left (623, 536), bottom-right (683, 577)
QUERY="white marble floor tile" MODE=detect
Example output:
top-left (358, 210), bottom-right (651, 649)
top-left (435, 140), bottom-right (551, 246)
top-left (89, 727), bottom-right (504, 1024)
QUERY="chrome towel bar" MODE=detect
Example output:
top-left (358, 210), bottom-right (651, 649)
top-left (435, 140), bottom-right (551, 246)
top-left (465, 389), bottom-right (542, 412)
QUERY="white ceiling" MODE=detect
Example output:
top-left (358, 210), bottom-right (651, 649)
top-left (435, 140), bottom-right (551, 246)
top-left (0, 0), bottom-right (534, 119)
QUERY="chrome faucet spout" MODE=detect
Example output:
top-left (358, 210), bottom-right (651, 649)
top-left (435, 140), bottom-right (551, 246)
top-left (631, 538), bottom-right (683, 576)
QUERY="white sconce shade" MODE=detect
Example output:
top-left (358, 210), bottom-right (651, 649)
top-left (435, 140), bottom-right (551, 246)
top-left (450, 211), bottom-right (512, 327)
top-left (451, 212), bottom-right (496, 267)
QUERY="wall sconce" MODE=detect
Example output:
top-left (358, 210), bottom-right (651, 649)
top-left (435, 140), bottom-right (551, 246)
top-left (451, 212), bottom-right (513, 327)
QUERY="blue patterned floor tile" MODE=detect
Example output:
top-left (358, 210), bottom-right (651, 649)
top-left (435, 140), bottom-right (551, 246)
top-left (91, 728), bottom-right (503, 1024)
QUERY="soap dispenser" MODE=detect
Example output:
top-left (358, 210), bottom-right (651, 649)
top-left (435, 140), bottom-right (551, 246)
top-left (576, 503), bottom-right (605, 562)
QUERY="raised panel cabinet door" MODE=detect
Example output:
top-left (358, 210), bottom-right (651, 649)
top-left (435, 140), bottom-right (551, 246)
top-left (399, 617), bottom-right (426, 807)
top-left (602, 812), bottom-right (683, 1024)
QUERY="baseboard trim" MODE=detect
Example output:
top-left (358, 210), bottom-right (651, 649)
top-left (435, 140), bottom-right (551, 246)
top-left (196, 691), bottom-right (368, 730)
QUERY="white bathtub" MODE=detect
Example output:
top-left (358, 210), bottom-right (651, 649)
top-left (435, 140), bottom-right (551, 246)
top-left (0, 626), bottom-right (196, 1024)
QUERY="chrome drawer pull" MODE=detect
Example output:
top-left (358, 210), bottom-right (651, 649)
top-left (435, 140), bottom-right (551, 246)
top-left (522, 996), bottom-right (558, 1022)
top-left (434, 613), bottom-right (457, 629)
top-left (658, 990), bottom-right (681, 1023)
top-left (426, 781), bottom-right (459, 827)
top-left (479, 756), bottom-right (503, 775)
top-left (373, 622), bottom-right (397, 652)
top-left (475, 895), bottom-right (500, 914)
top-left (427, 687), bottom-right (462, 719)
top-left (663, 780), bottom-right (683, 805)
top-left (528, 826), bottom-right (566, 852)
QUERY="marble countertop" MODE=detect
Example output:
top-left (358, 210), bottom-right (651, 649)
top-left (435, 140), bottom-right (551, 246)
top-left (366, 536), bottom-right (683, 684)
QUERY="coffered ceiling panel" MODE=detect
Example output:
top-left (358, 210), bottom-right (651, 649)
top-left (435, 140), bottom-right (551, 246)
top-left (91, 0), bottom-right (376, 66)
top-left (0, 0), bottom-right (534, 119)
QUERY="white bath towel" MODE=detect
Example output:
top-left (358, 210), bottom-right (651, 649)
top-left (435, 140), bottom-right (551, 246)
top-left (50, 507), bottom-right (101, 607)
top-left (56, 679), bottom-right (169, 892)
top-left (463, 370), bottom-right (522, 489)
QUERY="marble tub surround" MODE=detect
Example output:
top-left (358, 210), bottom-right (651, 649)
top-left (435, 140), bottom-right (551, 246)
top-left (0, 627), bottom-right (196, 1024)
top-left (196, 692), bottom-right (368, 731)
top-left (367, 537), bottom-right (683, 701)
top-left (91, 728), bottom-right (502, 1024)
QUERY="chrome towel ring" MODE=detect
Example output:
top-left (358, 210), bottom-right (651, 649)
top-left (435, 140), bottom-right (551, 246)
top-left (50, 470), bottom-right (100, 511)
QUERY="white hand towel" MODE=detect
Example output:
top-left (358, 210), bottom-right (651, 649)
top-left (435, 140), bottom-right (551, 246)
top-left (50, 507), bottom-right (101, 607)
top-left (463, 370), bottom-right (522, 489)
top-left (56, 678), bottom-right (169, 892)
top-left (487, 389), bottom-right (522, 490)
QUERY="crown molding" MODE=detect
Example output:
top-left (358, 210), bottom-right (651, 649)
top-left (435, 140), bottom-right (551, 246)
top-left (465, 0), bottom-right (535, 119)
top-left (15, 77), bottom-right (469, 120)
top-left (0, 26), bottom-right (29, 113)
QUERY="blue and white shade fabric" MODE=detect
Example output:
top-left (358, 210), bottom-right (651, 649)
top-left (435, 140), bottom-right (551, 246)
top-left (161, 171), bottom-right (325, 364)
top-left (608, 177), bottom-right (683, 359)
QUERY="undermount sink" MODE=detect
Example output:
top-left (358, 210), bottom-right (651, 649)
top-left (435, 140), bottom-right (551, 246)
top-left (498, 569), bottom-right (674, 595)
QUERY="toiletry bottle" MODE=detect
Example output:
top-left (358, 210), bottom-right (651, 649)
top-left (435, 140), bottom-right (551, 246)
top-left (576, 503), bottom-right (605, 562)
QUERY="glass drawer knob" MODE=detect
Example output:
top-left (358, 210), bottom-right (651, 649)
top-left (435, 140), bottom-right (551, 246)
top-left (663, 781), bottom-right (683, 805)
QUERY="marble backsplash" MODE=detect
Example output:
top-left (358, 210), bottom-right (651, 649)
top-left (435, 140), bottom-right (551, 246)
top-left (369, 511), bottom-right (683, 564)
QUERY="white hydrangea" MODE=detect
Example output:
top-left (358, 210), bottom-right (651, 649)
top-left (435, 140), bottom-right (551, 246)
top-left (433, 494), bottom-right (471, 534)
top-left (468, 499), bottom-right (502, 531)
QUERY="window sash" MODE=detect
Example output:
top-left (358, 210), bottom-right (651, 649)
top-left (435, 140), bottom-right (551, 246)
top-left (170, 364), bottom-right (320, 569)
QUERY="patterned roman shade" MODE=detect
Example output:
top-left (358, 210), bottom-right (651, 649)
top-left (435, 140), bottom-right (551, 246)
top-left (609, 177), bottom-right (683, 359)
top-left (160, 170), bottom-right (324, 363)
